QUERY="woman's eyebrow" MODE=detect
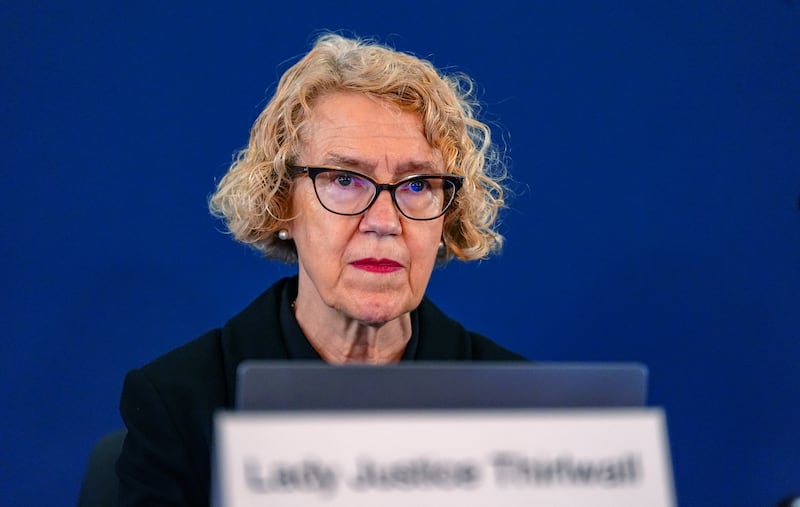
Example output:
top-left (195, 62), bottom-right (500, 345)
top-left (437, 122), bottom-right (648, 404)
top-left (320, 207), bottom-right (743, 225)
top-left (320, 153), bottom-right (440, 177)
top-left (321, 153), bottom-right (373, 170)
top-left (397, 160), bottom-right (438, 174)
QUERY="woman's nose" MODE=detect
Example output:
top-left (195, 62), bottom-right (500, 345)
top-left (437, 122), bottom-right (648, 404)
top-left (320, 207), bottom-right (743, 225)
top-left (359, 189), bottom-right (402, 235)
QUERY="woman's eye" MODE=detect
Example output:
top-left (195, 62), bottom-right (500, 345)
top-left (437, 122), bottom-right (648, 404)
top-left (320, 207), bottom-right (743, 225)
top-left (334, 173), bottom-right (353, 186)
top-left (406, 179), bottom-right (429, 193)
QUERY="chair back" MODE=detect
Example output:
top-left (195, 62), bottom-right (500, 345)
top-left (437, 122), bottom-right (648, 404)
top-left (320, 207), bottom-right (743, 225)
top-left (77, 429), bottom-right (126, 507)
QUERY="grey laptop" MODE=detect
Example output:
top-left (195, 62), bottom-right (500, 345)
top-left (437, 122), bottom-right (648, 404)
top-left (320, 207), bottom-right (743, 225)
top-left (235, 361), bottom-right (648, 410)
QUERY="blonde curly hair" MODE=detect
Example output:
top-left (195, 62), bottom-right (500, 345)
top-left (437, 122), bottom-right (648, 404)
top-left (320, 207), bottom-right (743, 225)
top-left (209, 33), bottom-right (507, 263)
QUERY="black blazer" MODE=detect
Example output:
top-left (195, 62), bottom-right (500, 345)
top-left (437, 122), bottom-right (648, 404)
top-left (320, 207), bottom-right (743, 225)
top-left (116, 277), bottom-right (524, 506)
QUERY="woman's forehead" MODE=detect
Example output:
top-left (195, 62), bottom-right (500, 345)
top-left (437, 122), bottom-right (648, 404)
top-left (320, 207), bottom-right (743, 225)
top-left (298, 92), bottom-right (443, 173)
top-left (305, 92), bottom-right (423, 136)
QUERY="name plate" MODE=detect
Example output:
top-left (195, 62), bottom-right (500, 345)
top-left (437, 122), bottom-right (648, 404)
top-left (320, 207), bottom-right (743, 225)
top-left (214, 409), bottom-right (675, 506)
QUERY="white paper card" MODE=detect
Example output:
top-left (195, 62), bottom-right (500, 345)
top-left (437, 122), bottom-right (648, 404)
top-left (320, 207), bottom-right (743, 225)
top-left (214, 409), bottom-right (675, 507)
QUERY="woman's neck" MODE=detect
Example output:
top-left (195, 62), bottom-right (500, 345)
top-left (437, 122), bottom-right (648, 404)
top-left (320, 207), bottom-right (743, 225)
top-left (292, 296), bottom-right (411, 364)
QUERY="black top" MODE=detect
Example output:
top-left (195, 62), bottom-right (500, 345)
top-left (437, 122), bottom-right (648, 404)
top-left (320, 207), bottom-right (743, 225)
top-left (116, 276), bottom-right (524, 507)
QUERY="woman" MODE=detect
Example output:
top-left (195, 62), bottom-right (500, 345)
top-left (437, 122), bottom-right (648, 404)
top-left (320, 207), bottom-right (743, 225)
top-left (116, 33), bottom-right (525, 506)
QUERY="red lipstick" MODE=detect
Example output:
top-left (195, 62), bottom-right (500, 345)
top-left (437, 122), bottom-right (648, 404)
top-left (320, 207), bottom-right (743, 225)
top-left (351, 258), bottom-right (403, 273)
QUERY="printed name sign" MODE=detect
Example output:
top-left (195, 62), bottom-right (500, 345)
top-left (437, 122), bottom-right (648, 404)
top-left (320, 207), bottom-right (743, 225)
top-left (213, 409), bottom-right (675, 507)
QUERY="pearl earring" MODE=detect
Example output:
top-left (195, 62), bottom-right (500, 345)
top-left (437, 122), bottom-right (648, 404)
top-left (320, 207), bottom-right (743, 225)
top-left (277, 229), bottom-right (290, 241)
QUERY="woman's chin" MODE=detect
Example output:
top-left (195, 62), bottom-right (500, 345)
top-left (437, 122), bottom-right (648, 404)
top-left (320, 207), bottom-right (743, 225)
top-left (340, 301), bottom-right (407, 327)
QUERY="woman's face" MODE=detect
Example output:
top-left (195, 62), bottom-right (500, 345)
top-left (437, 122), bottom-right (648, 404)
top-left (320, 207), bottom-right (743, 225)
top-left (289, 91), bottom-right (445, 325)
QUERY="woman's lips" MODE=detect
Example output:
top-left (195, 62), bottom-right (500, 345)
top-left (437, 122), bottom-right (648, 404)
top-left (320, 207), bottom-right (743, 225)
top-left (351, 258), bottom-right (404, 273)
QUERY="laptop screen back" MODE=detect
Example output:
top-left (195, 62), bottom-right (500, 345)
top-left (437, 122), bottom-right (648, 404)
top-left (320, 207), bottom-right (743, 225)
top-left (235, 361), bottom-right (648, 411)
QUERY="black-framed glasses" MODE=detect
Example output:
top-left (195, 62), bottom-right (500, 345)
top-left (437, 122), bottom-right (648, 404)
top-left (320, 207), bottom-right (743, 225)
top-left (288, 166), bottom-right (464, 221)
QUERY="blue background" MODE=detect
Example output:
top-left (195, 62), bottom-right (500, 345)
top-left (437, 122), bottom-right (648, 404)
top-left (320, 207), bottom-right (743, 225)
top-left (2, 1), bottom-right (798, 505)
